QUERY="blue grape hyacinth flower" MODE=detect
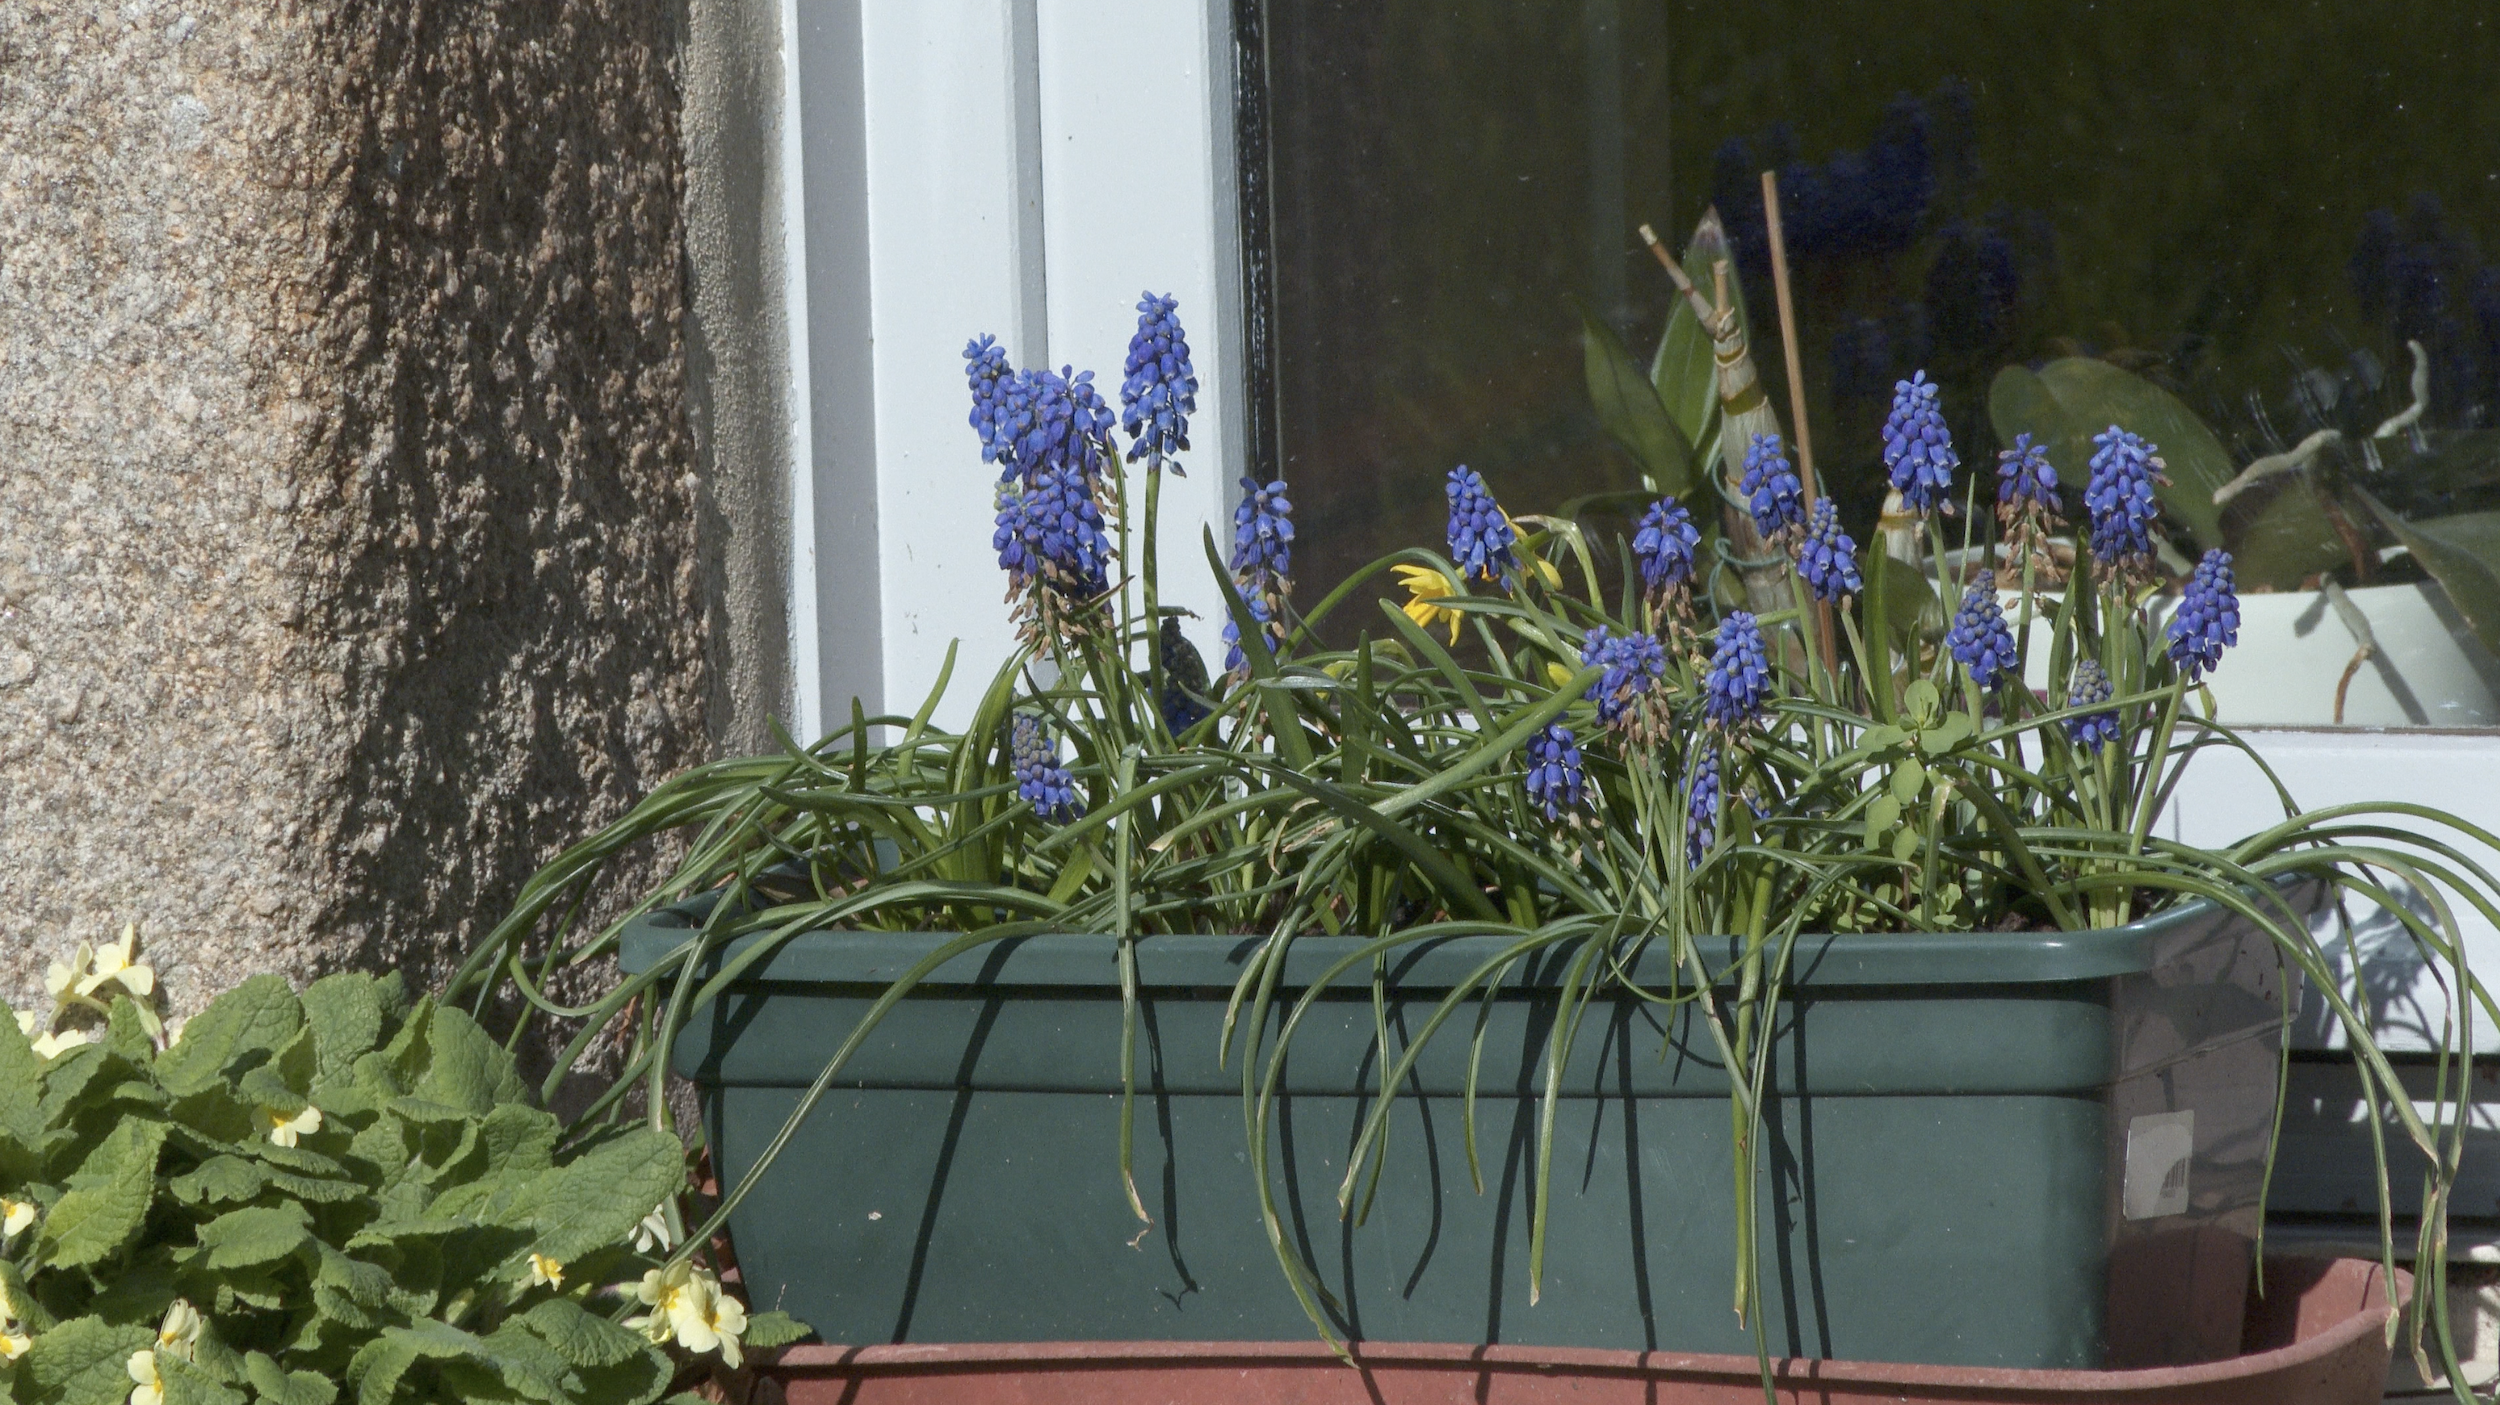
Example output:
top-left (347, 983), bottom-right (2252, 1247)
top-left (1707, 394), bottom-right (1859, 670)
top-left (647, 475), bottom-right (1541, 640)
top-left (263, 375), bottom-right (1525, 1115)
top-left (1633, 496), bottom-right (1701, 597)
top-left (1996, 432), bottom-right (2060, 518)
top-left (993, 466), bottom-right (1111, 602)
top-left (1882, 370), bottom-right (1959, 514)
top-left (1703, 611), bottom-right (1772, 728)
top-left (2065, 660), bottom-right (2121, 754)
top-left (1011, 713), bottom-right (1084, 824)
top-left (1740, 434), bottom-right (1807, 543)
top-left (1945, 571), bottom-right (2021, 688)
top-left (2084, 426), bottom-right (2167, 573)
top-left (1221, 594), bottom-right (1273, 674)
top-left (1523, 722), bottom-right (1586, 822)
top-left (2166, 549), bottom-right (2240, 683)
top-left (1796, 499), bottom-right (1863, 603)
top-left (1685, 745), bottom-right (1721, 869)
top-left (1232, 478), bottom-right (1294, 584)
top-left (1580, 626), bottom-right (1667, 733)
top-left (964, 335), bottom-right (1018, 470)
top-left (1445, 466), bottom-right (1520, 585)
top-left (1121, 292), bottom-right (1198, 472)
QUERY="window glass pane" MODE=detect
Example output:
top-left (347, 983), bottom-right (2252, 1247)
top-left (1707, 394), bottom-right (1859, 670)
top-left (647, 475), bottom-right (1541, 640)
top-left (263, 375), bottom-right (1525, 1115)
top-left (1253, 0), bottom-right (2500, 726)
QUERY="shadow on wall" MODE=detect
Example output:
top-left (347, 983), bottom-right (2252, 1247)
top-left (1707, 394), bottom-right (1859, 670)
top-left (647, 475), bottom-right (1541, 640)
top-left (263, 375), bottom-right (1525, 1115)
top-left (293, 0), bottom-right (713, 1010)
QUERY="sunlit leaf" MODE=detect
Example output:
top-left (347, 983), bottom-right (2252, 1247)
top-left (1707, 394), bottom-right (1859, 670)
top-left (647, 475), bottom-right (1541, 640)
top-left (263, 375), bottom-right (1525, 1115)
top-left (2358, 495), bottom-right (2500, 654)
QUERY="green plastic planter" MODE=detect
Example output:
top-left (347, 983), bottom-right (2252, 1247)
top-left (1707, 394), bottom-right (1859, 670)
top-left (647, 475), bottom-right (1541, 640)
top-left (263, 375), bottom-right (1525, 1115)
top-left (621, 891), bottom-right (2294, 1371)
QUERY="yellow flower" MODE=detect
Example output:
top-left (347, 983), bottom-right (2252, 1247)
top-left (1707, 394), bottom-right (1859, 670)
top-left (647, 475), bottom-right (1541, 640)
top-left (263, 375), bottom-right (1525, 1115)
top-left (1, 1198), bottom-right (35, 1243)
top-left (155, 1301), bottom-right (202, 1360)
top-left (522, 1253), bottom-right (565, 1290)
top-left (30, 1028), bottom-right (93, 1061)
top-left (43, 942), bottom-right (92, 1000)
top-left (0, 1322), bottom-right (28, 1364)
top-left (627, 1261), bottom-right (748, 1369)
top-left (262, 1105), bottom-right (321, 1148)
top-left (12, 1009), bottom-right (37, 1038)
top-left (631, 1205), bottom-right (674, 1254)
top-left (1504, 512), bottom-right (1565, 590)
top-left (127, 1349), bottom-right (163, 1405)
top-left (78, 924), bottom-right (156, 1002)
top-left (1393, 564), bottom-right (1465, 645)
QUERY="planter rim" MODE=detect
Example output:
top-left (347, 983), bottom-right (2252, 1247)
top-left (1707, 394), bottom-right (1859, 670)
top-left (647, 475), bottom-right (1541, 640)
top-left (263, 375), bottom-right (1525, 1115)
top-left (764, 1264), bottom-right (2398, 1394)
top-left (620, 886), bottom-right (2280, 992)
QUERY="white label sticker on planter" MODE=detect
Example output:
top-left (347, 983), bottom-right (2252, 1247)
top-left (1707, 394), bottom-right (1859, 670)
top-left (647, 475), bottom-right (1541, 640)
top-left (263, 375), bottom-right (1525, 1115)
top-left (2125, 1111), bottom-right (2195, 1219)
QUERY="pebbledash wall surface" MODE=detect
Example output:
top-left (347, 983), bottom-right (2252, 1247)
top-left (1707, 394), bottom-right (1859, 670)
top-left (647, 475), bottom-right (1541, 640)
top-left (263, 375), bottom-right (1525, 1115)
top-left (0, 0), bottom-right (797, 1029)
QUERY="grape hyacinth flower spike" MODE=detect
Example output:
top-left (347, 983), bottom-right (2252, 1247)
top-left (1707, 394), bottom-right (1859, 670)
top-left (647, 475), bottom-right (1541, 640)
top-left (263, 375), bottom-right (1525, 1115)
top-left (964, 334), bottom-right (1019, 473)
top-left (2064, 660), bottom-right (2121, 754)
top-left (1523, 723), bottom-right (1586, 822)
top-left (1945, 572), bottom-right (2020, 689)
top-left (1995, 432), bottom-right (2061, 542)
top-left (1685, 745), bottom-right (1722, 869)
top-left (2084, 426), bottom-right (2169, 581)
top-left (1740, 434), bottom-right (1807, 545)
top-left (1796, 499), bottom-right (1863, 603)
top-left (1224, 477), bottom-right (1295, 676)
top-left (1445, 466), bottom-right (1520, 586)
top-left (1580, 626), bottom-right (1669, 741)
top-left (1632, 496), bottom-right (1701, 606)
top-left (991, 463), bottom-right (1113, 642)
top-left (1011, 713), bottom-right (1084, 824)
top-left (1881, 370), bottom-right (1959, 515)
top-left (1703, 611), bottom-right (1772, 729)
top-left (2166, 549), bottom-right (2239, 683)
top-left (1120, 292), bottom-right (1198, 472)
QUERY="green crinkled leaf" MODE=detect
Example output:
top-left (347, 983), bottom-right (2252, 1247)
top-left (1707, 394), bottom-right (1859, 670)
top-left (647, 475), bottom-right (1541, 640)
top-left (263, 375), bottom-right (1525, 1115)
top-left (410, 1007), bottom-right (527, 1117)
top-left (170, 1156), bottom-right (269, 1207)
top-left (568, 1346), bottom-right (671, 1405)
top-left (194, 1204), bottom-right (313, 1270)
top-left (18, 1315), bottom-right (153, 1405)
top-left (514, 1299), bottom-right (649, 1369)
top-left (236, 1026), bottom-right (318, 1112)
top-left (167, 1084), bottom-right (258, 1148)
top-left (1583, 308), bottom-right (1696, 496)
top-left (246, 1351), bottom-right (340, 1405)
top-left (346, 1335), bottom-right (419, 1405)
top-left (379, 999), bottom-right (434, 1093)
top-left (156, 975), bottom-right (302, 1097)
top-left (0, 1258), bottom-right (58, 1332)
top-left (41, 1119), bottom-right (165, 1267)
top-left (477, 1104), bottom-right (559, 1176)
top-left (158, 1353), bottom-right (248, 1405)
top-left (480, 1320), bottom-right (585, 1403)
top-left (739, 1310), bottom-right (814, 1349)
top-left (511, 1127), bottom-right (685, 1263)
top-left (313, 1242), bottom-right (397, 1309)
top-left (79, 1261), bottom-right (177, 1329)
top-left (37, 1044), bottom-right (150, 1131)
top-left (0, 1001), bottom-right (44, 1143)
top-left (301, 974), bottom-right (388, 1083)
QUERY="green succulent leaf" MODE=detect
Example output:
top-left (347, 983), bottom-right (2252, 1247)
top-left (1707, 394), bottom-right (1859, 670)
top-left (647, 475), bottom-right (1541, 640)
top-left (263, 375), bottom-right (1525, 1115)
top-left (1584, 308), bottom-right (1696, 496)
top-left (2358, 496), bottom-right (2500, 654)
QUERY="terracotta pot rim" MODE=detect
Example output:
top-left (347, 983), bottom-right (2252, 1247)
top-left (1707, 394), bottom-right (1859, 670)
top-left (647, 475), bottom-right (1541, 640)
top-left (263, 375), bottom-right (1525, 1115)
top-left (769, 1285), bottom-right (2396, 1391)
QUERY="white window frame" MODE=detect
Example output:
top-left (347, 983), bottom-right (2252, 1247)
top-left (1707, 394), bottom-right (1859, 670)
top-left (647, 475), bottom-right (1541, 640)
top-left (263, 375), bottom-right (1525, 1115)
top-left (777, 0), bottom-right (2500, 1054)
top-left (784, 0), bottom-right (1242, 745)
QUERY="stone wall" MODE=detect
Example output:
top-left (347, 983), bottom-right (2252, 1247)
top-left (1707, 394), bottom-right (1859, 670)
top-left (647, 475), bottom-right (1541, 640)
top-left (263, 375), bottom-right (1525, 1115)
top-left (0, 0), bottom-right (787, 1020)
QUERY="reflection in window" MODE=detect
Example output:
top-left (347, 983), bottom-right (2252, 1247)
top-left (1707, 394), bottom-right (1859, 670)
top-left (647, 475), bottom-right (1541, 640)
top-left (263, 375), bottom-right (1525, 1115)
top-left (1245, 0), bottom-right (2500, 725)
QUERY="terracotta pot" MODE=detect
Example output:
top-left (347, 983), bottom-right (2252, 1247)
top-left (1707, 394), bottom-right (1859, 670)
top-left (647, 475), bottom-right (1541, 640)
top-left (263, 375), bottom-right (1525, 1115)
top-left (763, 1255), bottom-right (2404, 1405)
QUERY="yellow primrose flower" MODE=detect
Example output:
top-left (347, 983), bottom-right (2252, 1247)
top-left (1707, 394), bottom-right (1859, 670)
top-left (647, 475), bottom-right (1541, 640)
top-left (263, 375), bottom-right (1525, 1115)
top-left (0, 1321), bottom-right (28, 1364)
top-left (1, 1198), bottom-right (35, 1243)
top-left (43, 942), bottom-right (92, 1000)
top-left (522, 1253), bottom-right (565, 1290)
top-left (12, 1009), bottom-right (36, 1038)
top-left (155, 1301), bottom-right (203, 1360)
top-left (127, 1349), bottom-right (164, 1405)
top-left (627, 1261), bottom-right (749, 1368)
top-left (631, 1205), bottom-right (674, 1254)
top-left (1393, 564), bottom-right (1465, 645)
top-left (262, 1105), bottom-right (322, 1148)
top-left (30, 1028), bottom-right (93, 1061)
top-left (77, 924), bottom-right (156, 1002)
